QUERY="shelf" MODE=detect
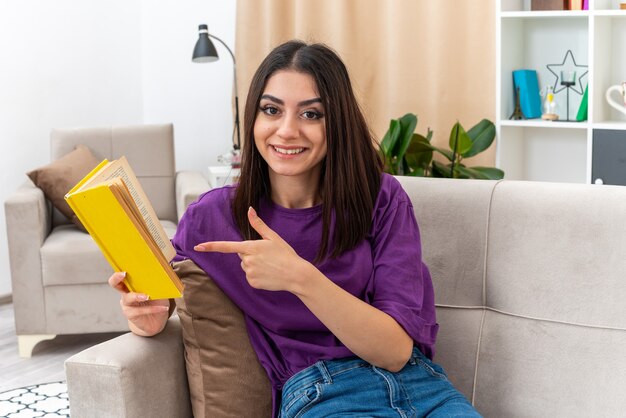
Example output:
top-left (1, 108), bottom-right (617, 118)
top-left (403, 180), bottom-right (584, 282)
top-left (592, 121), bottom-right (626, 129)
top-left (593, 10), bottom-right (626, 16)
top-left (497, 125), bottom-right (587, 183)
top-left (500, 11), bottom-right (589, 18)
top-left (497, 3), bottom-right (626, 184)
top-left (500, 120), bottom-right (589, 129)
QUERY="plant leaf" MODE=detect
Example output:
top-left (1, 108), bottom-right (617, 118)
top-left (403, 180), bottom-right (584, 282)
top-left (380, 119), bottom-right (400, 157)
top-left (432, 146), bottom-right (455, 162)
top-left (404, 133), bottom-right (433, 175)
top-left (467, 166), bottom-right (505, 180)
top-left (409, 141), bottom-right (454, 162)
top-left (463, 119), bottom-right (496, 158)
top-left (412, 129), bottom-right (454, 162)
top-left (393, 113), bottom-right (418, 162)
top-left (449, 122), bottom-right (473, 156)
top-left (431, 160), bottom-right (452, 178)
top-left (454, 165), bottom-right (489, 179)
top-left (406, 167), bottom-right (425, 177)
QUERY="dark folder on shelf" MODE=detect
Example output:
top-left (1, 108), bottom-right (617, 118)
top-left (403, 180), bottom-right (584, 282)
top-left (512, 70), bottom-right (542, 119)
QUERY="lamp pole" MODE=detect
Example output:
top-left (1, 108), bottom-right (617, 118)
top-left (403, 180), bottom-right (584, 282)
top-left (207, 34), bottom-right (240, 150)
top-left (193, 24), bottom-right (241, 152)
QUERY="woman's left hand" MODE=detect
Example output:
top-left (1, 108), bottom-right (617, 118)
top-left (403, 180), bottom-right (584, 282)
top-left (194, 207), bottom-right (312, 293)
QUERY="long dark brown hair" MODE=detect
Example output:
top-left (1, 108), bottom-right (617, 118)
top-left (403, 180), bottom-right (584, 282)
top-left (233, 40), bottom-right (382, 262)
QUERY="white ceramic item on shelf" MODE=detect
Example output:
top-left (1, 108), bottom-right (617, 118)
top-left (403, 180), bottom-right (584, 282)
top-left (605, 82), bottom-right (626, 116)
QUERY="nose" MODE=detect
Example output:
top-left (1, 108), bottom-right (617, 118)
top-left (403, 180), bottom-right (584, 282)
top-left (276, 114), bottom-right (298, 140)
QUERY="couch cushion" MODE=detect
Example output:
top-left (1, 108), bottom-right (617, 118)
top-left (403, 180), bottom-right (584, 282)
top-left (173, 259), bottom-right (272, 418)
top-left (471, 181), bottom-right (626, 416)
top-left (487, 181), bottom-right (626, 327)
top-left (396, 176), bottom-right (497, 307)
top-left (44, 283), bottom-right (128, 334)
top-left (433, 307), bottom-right (483, 401)
top-left (27, 144), bottom-right (100, 231)
top-left (41, 221), bottom-right (177, 287)
top-left (474, 311), bottom-right (626, 417)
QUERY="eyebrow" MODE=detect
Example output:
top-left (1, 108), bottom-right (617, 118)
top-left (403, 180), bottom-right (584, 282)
top-left (260, 94), bottom-right (322, 107)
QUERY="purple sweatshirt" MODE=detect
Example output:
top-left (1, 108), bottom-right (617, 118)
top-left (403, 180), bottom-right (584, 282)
top-left (171, 173), bottom-right (438, 412)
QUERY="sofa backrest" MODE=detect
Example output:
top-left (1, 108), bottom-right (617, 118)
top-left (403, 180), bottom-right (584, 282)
top-left (396, 176), bottom-right (626, 417)
top-left (50, 124), bottom-right (177, 225)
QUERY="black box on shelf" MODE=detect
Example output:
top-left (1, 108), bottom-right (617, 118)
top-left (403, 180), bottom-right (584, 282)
top-left (531, 0), bottom-right (567, 10)
top-left (592, 129), bottom-right (626, 186)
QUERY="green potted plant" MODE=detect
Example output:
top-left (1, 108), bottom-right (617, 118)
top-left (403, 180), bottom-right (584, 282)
top-left (379, 113), bottom-right (504, 180)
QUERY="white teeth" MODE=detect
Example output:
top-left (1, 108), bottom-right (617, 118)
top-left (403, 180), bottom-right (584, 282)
top-left (273, 146), bottom-right (304, 155)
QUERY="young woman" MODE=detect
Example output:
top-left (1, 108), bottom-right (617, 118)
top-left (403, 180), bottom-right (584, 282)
top-left (109, 40), bottom-right (481, 417)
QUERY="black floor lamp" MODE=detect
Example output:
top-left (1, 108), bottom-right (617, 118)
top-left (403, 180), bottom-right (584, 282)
top-left (192, 24), bottom-right (241, 163)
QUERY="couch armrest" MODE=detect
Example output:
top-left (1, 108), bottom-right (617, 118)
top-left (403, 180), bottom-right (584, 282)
top-left (65, 316), bottom-right (191, 418)
top-left (175, 170), bottom-right (209, 221)
top-left (4, 180), bottom-right (51, 334)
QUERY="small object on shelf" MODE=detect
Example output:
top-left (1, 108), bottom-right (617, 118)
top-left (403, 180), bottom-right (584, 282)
top-left (621, 3), bottom-right (626, 9)
top-left (546, 50), bottom-right (587, 122)
top-left (542, 86), bottom-right (559, 121)
top-left (542, 113), bottom-right (559, 121)
top-left (217, 148), bottom-right (242, 169)
top-left (583, 0), bottom-right (588, 10)
top-left (568, 0), bottom-right (582, 10)
top-left (531, 0), bottom-right (567, 10)
top-left (510, 87), bottom-right (525, 120)
top-left (513, 70), bottom-right (542, 119)
top-left (605, 82), bottom-right (626, 117)
top-left (546, 50), bottom-right (588, 95)
top-left (560, 70), bottom-right (577, 121)
top-left (576, 85), bottom-right (588, 121)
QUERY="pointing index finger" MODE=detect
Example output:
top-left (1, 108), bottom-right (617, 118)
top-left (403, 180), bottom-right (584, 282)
top-left (194, 241), bottom-right (248, 254)
top-left (248, 207), bottom-right (283, 241)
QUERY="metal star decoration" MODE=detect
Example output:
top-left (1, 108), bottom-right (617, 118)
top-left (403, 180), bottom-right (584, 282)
top-left (546, 49), bottom-right (588, 95)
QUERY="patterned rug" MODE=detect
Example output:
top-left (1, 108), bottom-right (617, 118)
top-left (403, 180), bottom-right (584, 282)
top-left (0, 381), bottom-right (69, 417)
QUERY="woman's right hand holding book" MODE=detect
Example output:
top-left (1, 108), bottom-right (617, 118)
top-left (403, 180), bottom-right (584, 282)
top-left (108, 272), bottom-right (171, 336)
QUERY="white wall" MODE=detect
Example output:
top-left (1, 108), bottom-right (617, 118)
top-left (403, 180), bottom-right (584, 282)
top-left (0, 1), bottom-right (237, 297)
top-left (141, 0), bottom-right (237, 172)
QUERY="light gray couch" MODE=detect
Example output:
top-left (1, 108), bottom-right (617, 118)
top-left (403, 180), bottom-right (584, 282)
top-left (65, 177), bottom-right (626, 417)
top-left (4, 124), bottom-right (208, 357)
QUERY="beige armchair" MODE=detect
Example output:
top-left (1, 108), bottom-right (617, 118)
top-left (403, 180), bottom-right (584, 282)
top-left (4, 123), bottom-right (209, 357)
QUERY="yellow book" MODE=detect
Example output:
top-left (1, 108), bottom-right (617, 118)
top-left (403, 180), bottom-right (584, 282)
top-left (65, 156), bottom-right (183, 299)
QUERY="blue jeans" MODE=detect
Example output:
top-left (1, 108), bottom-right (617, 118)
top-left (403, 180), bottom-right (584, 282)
top-left (279, 347), bottom-right (482, 417)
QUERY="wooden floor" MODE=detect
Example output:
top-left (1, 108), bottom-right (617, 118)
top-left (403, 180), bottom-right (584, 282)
top-left (0, 302), bottom-right (124, 392)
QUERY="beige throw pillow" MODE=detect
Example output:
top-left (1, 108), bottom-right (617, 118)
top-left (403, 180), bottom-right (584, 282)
top-left (172, 259), bottom-right (272, 418)
top-left (26, 144), bottom-right (100, 231)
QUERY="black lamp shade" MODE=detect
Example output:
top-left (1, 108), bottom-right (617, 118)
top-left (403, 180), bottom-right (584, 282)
top-left (192, 24), bottom-right (219, 63)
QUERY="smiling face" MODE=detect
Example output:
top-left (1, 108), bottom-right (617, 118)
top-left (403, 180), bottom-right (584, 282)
top-left (253, 70), bottom-right (327, 187)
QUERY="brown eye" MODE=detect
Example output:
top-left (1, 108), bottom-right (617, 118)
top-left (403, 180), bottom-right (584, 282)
top-left (260, 105), bottom-right (279, 116)
top-left (302, 110), bottom-right (323, 120)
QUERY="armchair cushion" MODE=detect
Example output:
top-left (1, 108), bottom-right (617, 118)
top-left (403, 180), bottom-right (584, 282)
top-left (26, 144), bottom-right (99, 231)
top-left (41, 221), bottom-right (177, 287)
top-left (172, 259), bottom-right (272, 418)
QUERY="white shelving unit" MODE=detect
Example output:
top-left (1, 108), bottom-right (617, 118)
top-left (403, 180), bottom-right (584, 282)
top-left (496, 0), bottom-right (626, 184)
